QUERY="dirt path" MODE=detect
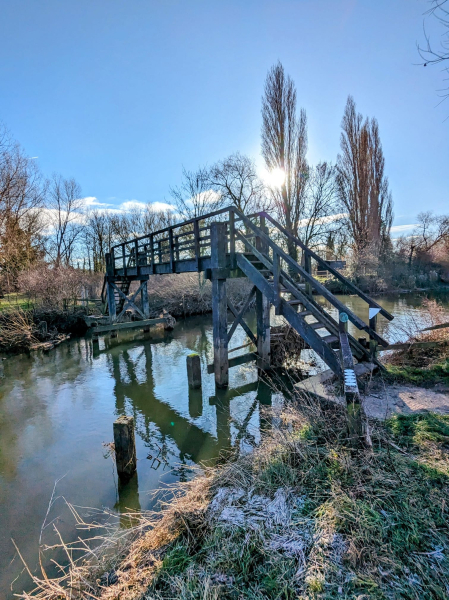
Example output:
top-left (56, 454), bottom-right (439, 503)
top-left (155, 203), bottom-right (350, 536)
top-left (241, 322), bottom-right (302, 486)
top-left (363, 383), bottom-right (449, 420)
top-left (295, 368), bottom-right (449, 421)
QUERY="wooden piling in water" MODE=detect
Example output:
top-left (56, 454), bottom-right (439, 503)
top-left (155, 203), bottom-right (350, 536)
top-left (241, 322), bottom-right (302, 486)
top-left (113, 415), bottom-right (137, 481)
top-left (210, 222), bottom-right (229, 388)
top-left (186, 353), bottom-right (202, 388)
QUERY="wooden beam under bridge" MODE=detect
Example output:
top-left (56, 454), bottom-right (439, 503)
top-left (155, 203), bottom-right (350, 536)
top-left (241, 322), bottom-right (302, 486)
top-left (92, 318), bottom-right (166, 335)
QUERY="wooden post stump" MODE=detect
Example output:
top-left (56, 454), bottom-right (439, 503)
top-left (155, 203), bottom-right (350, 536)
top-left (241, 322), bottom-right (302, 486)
top-left (113, 415), bottom-right (137, 482)
top-left (187, 353), bottom-right (202, 388)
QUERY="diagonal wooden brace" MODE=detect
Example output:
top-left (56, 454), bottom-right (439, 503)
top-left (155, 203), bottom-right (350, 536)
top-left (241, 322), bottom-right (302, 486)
top-left (227, 296), bottom-right (257, 346)
top-left (227, 286), bottom-right (256, 343)
top-left (113, 281), bottom-right (146, 322)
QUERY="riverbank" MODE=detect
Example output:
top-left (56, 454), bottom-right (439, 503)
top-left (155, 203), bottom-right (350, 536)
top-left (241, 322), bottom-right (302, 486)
top-left (22, 392), bottom-right (449, 600)
top-left (0, 274), bottom-right (254, 354)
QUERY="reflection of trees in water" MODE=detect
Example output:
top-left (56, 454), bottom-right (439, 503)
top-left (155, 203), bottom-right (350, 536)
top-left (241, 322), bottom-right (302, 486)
top-left (106, 334), bottom-right (281, 513)
top-left (0, 339), bottom-right (92, 480)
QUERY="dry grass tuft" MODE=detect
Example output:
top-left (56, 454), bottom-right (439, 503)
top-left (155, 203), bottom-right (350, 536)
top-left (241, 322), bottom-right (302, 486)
top-left (0, 307), bottom-right (38, 351)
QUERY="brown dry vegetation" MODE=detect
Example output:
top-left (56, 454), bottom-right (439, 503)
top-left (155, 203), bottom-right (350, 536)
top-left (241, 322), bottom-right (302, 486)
top-left (143, 273), bottom-right (255, 318)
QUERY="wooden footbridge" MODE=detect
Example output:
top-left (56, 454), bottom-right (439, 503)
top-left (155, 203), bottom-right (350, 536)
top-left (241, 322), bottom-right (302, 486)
top-left (102, 207), bottom-right (393, 399)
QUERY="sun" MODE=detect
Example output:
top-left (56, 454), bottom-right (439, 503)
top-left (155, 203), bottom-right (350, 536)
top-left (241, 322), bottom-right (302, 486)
top-left (261, 167), bottom-right (286, 189)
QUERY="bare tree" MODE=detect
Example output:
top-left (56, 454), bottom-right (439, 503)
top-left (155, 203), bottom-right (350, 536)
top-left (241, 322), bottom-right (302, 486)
top-left (46, 174), bottom-right (84, 266)
top-left (0, 123), bottom-right (46, 291)
top-left (170, 166), bottom-right (226, 220)
top-left (300, 162), bottom-right (344, 250)
top-left (397, 211), bottom-right (449, 266)
top-left (261, 62), bottom-right (309, 262)
top-left (418, 0), bottom-right (449, 100)
top-left (336, 96), bottom-right (393, 272)
top-left (208, 153), bottom-right (268, 214)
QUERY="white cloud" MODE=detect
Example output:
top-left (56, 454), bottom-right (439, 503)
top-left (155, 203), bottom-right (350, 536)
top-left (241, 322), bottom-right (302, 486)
top-left (118, 199), bottom-right (177, 213)
top-left (119, 200), bottom-right (147, 211)
top-left (150, 201), bottom-right (176, 212)
top-left (82, 196), bottom-right (113, 208)
top-left (390, 224), bottom-right (417, 233)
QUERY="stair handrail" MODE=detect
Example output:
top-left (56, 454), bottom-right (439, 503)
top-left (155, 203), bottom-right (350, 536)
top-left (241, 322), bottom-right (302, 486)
top-left (257, 211), bottom-right (393, 322)
top-left (234, 210), bottom-right (389, 347)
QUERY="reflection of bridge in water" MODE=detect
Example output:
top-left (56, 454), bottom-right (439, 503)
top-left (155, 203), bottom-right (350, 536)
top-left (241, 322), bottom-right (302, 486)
top-left (97, 335), bottom-right (277, 516)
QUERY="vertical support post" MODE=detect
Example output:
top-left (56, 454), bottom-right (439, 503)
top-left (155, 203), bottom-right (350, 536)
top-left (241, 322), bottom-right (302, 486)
top-left (107, 280), bottom-right (117, 323)
top-left (175, 235), bottom-right (180, 261)
top-left (158, 239), bottom-right (162, 264)
top-left (229, 210), bottom-right (235, 269)
top-left (113, 415), bottom-right (137, 482)
top-left (193, 219), bottom-right (200, 271)
top-left (186, 353), bottom-right (202, 389)
top-left (210, 222), bottom-right (228, 388)
top-left (105, 252), bottom-right (114, 276)
top-left (256, 289), bottom-right (271, 370)
top-left (339, 312), bottom-right (366, 446)
top-left (273, 251), bottom-right (281, 315)
top-left (141, 279), bottom-right (150, 318)
top-left (369, 305), bottom-right (379, 363)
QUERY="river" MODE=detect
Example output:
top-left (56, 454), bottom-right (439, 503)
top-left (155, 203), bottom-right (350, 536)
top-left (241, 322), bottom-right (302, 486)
top-left (0, 290), bottom-right (448, 597)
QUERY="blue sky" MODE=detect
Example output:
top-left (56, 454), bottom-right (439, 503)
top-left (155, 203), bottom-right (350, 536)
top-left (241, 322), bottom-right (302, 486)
top-left (0, 0), bottom-right (447, 236)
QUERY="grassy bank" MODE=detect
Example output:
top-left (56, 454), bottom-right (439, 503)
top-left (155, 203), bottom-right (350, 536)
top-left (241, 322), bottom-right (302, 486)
top-left (383, 298), bottom-right (449, 386)
top-left (23, 399), bottom-right (449, 600)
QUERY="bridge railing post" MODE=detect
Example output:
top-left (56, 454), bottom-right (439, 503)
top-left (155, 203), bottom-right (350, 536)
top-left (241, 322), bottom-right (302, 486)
top-left (304, 250), bottom-right (312, 297)
top-left (211, 221), bottom-right (228, 388)
top-left (193, 219), bottom-right (200, 271)
top-left (150, 233), bottom-right (155, 273)
top-left (121, 244), bottom-right (126, 275)
top-left (169, 229), bottom-right (175, 271)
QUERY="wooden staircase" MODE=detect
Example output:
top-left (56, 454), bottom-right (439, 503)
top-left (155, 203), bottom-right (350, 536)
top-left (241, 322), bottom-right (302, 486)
top-left (104, 206), bottom-right (393, 386)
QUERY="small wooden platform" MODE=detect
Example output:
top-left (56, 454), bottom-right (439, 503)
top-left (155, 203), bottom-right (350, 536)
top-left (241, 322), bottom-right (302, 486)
top-left (92, 318), bottom-right (166, 335)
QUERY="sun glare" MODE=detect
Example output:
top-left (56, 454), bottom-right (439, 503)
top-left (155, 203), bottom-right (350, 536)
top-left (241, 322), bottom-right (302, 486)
top-left (262, 167), bottom-right (285, 189)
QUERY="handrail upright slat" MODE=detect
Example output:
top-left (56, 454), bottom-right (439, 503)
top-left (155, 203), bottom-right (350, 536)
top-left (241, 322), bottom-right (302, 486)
top-left (193, 219), bottom-right (200, 271)
top-left (150, 234), bottom-right (155, 274)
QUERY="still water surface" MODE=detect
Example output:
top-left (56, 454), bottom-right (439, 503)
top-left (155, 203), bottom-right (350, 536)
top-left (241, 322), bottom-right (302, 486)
top-left (0, 290), bottom-right (448, 597)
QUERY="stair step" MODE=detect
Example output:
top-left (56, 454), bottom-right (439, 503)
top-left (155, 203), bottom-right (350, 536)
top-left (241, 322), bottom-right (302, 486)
top-left (309, 322), bottom-right (326, 330)
top-left (297, 311), bottom-right (312, 317)
top-left (322, 334), bottom-right (338, 344)
top-left (287, 299), bottom-right (304, 306)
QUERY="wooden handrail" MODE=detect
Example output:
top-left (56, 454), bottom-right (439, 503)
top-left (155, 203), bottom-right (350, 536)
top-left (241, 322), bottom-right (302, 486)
top-left (258, 211), bottom-right (393, 321)
top-left (110, 205), bottom-right (233, 250)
